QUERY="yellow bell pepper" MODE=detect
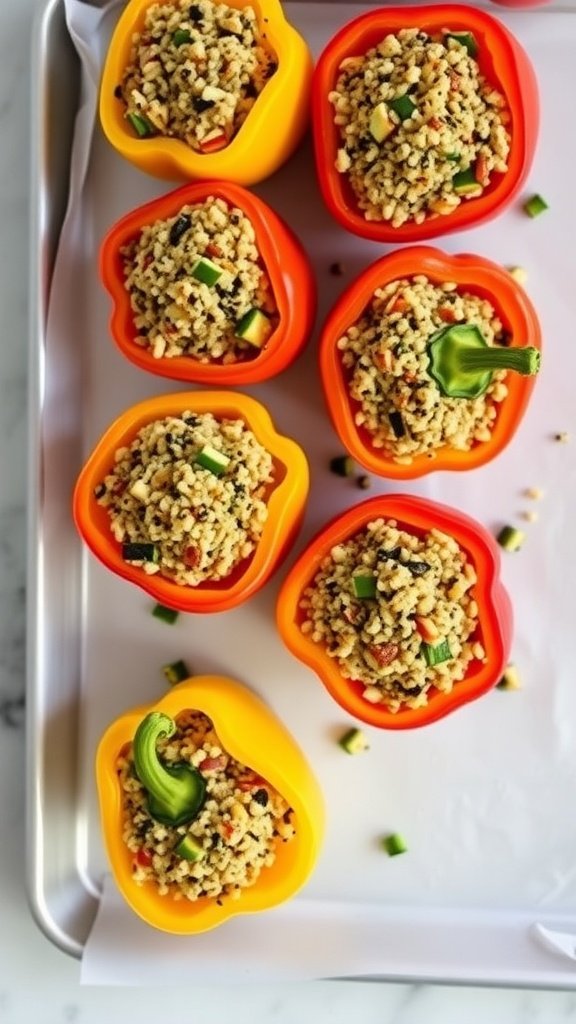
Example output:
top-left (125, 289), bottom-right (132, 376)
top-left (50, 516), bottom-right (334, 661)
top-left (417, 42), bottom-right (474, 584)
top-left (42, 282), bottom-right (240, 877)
top-left (96, 675), bottom-right (325, 933)
top-left (99, 0), bottom-right (313, 185)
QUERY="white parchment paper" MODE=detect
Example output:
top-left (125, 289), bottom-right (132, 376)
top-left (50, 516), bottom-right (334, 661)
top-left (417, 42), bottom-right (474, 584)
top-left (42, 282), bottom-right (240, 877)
top-left (47, 0), bottom-right (576, 985)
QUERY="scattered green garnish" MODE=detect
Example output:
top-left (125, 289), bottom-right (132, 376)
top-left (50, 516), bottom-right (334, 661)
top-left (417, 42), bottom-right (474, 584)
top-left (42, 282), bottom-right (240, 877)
top-left (444, 31), bottom-right (478, 57)
top-left (330, 454), bottom-right (356, 477)
top-left (382, 833), bottom-right (408, 856)
top-left (126, 112), bottom-right (154, 138)
top-left (172, 28), bottom-right (192, 46)
top-left (352, 575), bottom-right (377, 599)
top-left (152, 603), bottom-right (180, 625)
top-left (497, 525), bottom-right (525, 552)
top-left (339, 727), bottom-right (369, 755)
top-left (524, 194), bottom-right (548, 218)
top-left (162, 659), bottom-right (190, 686)
top-left (497, 664), bottom-right (522, 690)
top-left (421, 639), bottom-right (452, 667)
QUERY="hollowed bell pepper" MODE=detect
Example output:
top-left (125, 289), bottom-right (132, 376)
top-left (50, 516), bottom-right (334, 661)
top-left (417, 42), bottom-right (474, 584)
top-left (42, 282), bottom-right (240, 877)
top-left (96, 675), bottom-right (325, 933)
top-left (72, 391), bottom-right (309, 613)
top-left (312, 4), bottom-right (539, 242)
top-left (100, 181), bottom-right (316, 386)
top-left (276, 495), bottom-right (513, 731)
top-left (319, 245), bottom-right (542, 480)
top-left (99, 0), bottom-right (313, 186)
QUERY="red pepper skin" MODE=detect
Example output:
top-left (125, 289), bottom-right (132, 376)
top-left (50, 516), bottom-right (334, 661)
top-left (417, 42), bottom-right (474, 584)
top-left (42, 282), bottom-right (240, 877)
top-left (277, 495), bottom-right (513, 731)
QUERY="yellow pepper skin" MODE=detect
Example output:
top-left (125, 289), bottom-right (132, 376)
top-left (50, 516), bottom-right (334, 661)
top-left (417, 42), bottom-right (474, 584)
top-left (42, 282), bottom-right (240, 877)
top-left (96, 675), bottom-right (325, 933)
top-left (99, 0), bottom-right (313, 185)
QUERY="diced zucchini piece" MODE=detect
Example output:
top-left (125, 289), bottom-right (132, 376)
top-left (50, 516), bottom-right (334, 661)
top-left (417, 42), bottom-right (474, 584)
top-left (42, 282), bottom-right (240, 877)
top-left (497, 525), bottom-right (525, 552)
top-left (330, 454), bottom-right (356, 477)
top-left (129, 479), bottom-right (150, 502)
top-left (388, 95), bottom-right (416, 121)
top-left (524, 194), bottom-right (548, 218)
top-left (497, 664), bottom-right (522, 690)
top-left (152, 603), bottom-right (180, 625)
top-left (382, 833), bottom-right (408, 856)
top-left (445, 31), bottom-right (478, 57)
top-left (126, 112), bottom-right (154, 138)
top-left (175, 835), bottom-right (205, 862)
top-left (190, 256), bottom-right (223, 286)
top-left (194, 444), bottom-right (230, 476)
top-left (162, 659), bottom-right (190, 686)
top-left (172, 28), bottom-right (191, 45)
top-left (339, 727), bottom-right (369, 755)
top-left (421, 639), bottom-right (452, 667)
top-left (369, 102), bottom-right (394, 142)
top-left (452, 167), bottom-right (481, 195)
top-left (352, 575), bottom-right (377, 599)
top-left (122, 542), bottom-right (159, 563)
top-left (444, 152), bottom-right (461, 162)
top-left (235, 308), bottom-right (271, 349)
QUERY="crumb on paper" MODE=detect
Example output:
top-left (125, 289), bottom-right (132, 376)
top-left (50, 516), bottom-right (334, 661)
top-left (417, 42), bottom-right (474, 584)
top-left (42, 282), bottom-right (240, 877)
top-left (555, 432), bottom-right (570, 443)
top-left (521, 510), bottom-right (538, 523)
top-left (507, 265), bottom-right (527, 285)
top-left (356, 474), bottom-right (372, 490)
top-left (330, 262), bottom-right (344, 276)
top-left (523, 487), bottom-right (543, 501)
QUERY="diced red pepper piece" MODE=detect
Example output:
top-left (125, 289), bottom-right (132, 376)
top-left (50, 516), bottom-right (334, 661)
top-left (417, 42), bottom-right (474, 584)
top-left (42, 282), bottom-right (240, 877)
top-left (475, 154), bottom-right (489, 186)
top-left (438, 306), bottom-right (457, 324)
top-left (135, 848), bottom-right (153, 867)
top-left (199, 132), bottom-right (227, 154)
top-left (184, 546), bottom-right (200, 568)
top-left (205, 243), bottom-right (223, 259)
top-left (199, 755), bottom-right (228, 772)
top-left (368, 643), bottom-right (399, 667)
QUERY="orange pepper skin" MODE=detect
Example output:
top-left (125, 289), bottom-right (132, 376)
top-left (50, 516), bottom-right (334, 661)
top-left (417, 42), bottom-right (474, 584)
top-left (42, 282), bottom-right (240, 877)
top-left (276, 495), bottom-right (513, 731)
top-left (99, 0), bottom-right (312, 186)
top-left (319, 246), bottom-right (542, 480)
top-left (312, 4), bottom-right (539, 242)
top-left (96, 675), bottom-right (325, 933)
top-left (72, 391), bottom-right (309, 613)
top-left (100, 181), bottom-right (316, 385)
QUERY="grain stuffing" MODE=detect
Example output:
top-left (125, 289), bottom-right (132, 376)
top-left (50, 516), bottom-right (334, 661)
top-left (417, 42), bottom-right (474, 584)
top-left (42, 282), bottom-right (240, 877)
top-left (329, 28), bottom-right (511, 226)
top-left (120, 710), bottom-right (295, 901)
top-left (95, 411), bottom-right (274, 585)
top-left (337, 274), bottom-right (509, 462)
top-left (121, 197), bottom-right (277, 362)
top-left (300, 518), bottom-right (482, 712)
top-left (119, 0), bottom-right (277, 151)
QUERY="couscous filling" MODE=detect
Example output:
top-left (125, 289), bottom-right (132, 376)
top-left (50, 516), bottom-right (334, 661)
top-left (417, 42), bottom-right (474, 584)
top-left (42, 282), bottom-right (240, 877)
top-left (119, 0), bottom-right (277, 151)
top-left (119, 709), bottom-right (295, 902)
top-left (329, 28), bottom-right (511, 226)
top-left (300, 518), bottom-right (483, 712)
top-left (95, 412), bottom-right (274, 585)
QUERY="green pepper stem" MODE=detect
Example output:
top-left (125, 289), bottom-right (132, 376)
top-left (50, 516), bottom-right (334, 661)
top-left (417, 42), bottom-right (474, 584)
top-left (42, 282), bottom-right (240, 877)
top-left (133, 712), bottom-right (206, 827)
top-left (456, 345), bottom-right (541, 376)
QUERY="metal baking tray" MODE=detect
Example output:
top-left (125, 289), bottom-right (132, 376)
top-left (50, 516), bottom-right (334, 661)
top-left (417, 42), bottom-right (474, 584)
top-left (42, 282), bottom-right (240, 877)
top-left (27, 0), bottom-right (576, 984)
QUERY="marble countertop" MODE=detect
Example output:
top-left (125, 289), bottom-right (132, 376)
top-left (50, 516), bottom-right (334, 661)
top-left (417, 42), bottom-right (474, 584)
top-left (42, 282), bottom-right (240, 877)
top-left (2, 0), bottom-right (576, 1017)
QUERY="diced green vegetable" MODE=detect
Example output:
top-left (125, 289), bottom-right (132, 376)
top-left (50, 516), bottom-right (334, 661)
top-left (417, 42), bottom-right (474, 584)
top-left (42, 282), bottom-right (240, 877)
top-left (235, 308), bottom-right (271, 348)
top-left (421, 639), bottom-right (452, 667)
top-left (445, 31), bottom-right (478, 57)
top-left (133, 712), bottom-right (207, 827)
top-left (175, 835), bottom-right (205, 861)
top-left (330, 455), bottom-right (356, 477)
top-left (194, 444), bottom-right (230, 476)
top-left (427, 323), bottom-right (541, 399)
top-left (126, 112), bottom-right (154, 138)
top-left (497, 664), bottom-right (522, 690)
top-left (444, 152), bottom-right (461, 162)
top-left (190, 256), bottom-right (223, 286)
top-left (352, 575), bottom-right (377, 599)
top-left (497, 525), bottom-right (525, 552)
top-left (172, 28), bottom-right (192, 45)
top-left (524, 194), bottom-right (548, 218)
top-left (152, 603), bottom-right (180, 625)
top-left (369, 102), bottom-right (394, 142)
top-left (389, 410), bottom-right (406, 438)
top-left (338, 728), bottom-right (369, 755)
top-left (452, 166), bottom-right (481, 195)
top-left (122, 542), bottom-right (159, 563)
top-left (162, 659), bottom-right (190, 687)
top-left (388, 95), bottom-right (416, 121)
top-left (382, 833), bottom-right (408, 856)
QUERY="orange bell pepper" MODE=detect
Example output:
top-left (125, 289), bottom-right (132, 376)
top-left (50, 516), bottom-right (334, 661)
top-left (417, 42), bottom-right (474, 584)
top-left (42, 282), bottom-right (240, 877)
top-left (312, 4), bottom-right (539, 242)
top-left (319, 245), bottom-right (542, 479)
top-left (96, 675), bottom-right (325, 933)
top-left (100, 181), bottom-right (316, 386)
top-left (276, 494), bottom-right (513, 731)
top-left (99, 0), bottom-right (312, 185)
top-left (73, 391), bottom-right (309, 612)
